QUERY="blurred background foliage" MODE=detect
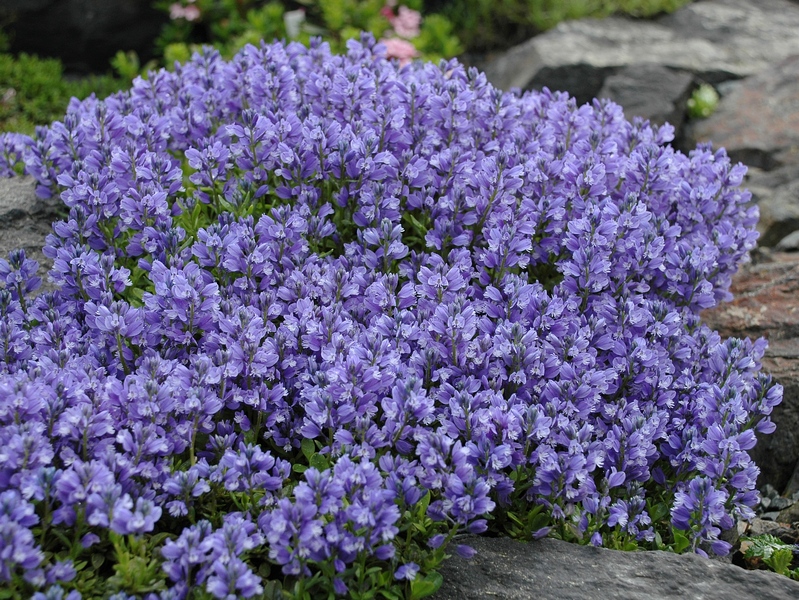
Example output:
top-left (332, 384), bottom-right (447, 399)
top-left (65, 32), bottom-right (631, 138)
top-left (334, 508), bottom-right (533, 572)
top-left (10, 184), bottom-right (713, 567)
top-left (0, 0), bottom-right (691, 134)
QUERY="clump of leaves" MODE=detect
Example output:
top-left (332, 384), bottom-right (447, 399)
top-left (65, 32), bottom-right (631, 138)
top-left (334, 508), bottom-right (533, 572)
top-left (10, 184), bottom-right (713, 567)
top-left (150, 0), bottom-right (462, 67)
top-left (686, 83), bottom-right (720, 120)
top-left (0, 52), bottom-right (123, 134)
top-left (741, 534), bottom-right (799, 579)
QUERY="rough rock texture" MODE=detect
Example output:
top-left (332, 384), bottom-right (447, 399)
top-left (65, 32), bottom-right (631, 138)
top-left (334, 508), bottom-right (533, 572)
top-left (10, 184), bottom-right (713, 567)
top-left (685, 55), bottom-right (799, 170)
top-left (0, 0), bottom-right (166, 73)
top-left (702, 251), bottom-right (799, 492)
top-left (597, 64), bottom-right (694, 132)
top-left (743, 165), bottom-right (799, 247)
top-left (0, 176), bottom-right (59, 293)
top-left (433, 536), bottom-right (799, 600)
top-left (479, 0), bottom-right (799, 102)
top-left (784, 461), bottom-right (799, 498)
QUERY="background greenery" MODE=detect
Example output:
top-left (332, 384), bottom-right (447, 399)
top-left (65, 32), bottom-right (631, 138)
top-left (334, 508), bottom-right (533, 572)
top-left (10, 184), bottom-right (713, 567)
top-left (0, 0), bottom-right (691, 135)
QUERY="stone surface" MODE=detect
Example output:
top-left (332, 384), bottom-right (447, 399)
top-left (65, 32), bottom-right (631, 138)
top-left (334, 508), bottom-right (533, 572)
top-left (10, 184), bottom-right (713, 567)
top-left (0, 0), bottom-right (166, 73)
top-left (433, 536), bottom-right (799, 600)
top-left (778, 501), bottom-right (799, 525)
top-left (745, 165), bottom-right (799, 247)
top-left (685, 55), bottom-right (799, 170)
top-left (479, 0), bottom-right (799, 103)
top-left (776, 230), bottom-right (799, 252)
top-left (702, 251), bottom-right (799, 492)
top-left (745, 517), bottom-right (797, 542)
top-left (784, 460), bottom-right (799, 498)
top-left (0, 176), bottom-right (59, 293)
top-left (597, 64), bottom-right (694, 132)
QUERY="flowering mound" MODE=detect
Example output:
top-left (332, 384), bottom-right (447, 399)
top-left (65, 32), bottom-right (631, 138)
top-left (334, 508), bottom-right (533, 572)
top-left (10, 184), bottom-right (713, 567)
top-left (0, 35), bottom-right (783, 599)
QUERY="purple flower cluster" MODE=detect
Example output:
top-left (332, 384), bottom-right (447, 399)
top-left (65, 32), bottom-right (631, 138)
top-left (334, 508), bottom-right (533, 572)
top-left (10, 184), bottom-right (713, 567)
top-left (0, 33), bottom-right (782, 596)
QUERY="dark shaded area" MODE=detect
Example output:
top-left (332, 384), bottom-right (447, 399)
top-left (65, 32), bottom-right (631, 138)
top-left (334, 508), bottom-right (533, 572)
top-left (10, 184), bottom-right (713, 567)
top-left (0, 0), bottom-right (167, 74)
top-left (527, 64), bottom-right (618, 107)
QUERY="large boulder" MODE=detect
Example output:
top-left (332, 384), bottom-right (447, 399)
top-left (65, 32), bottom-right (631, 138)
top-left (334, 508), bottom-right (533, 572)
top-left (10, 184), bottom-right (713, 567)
top-left (745, 165), bottom-right (799, 247)
top-left (479, 0), bottom-right (799, 102)
top-left (0, 0), bottom-right (167, 73)
top-left (597, 64), bottom-right (694, 131)
top-left (702, 251), bottom-right (799, 493)
top-left (685, 55), bottom-right (799, 170)
top-left (433, 536), bottom-right (799, 600)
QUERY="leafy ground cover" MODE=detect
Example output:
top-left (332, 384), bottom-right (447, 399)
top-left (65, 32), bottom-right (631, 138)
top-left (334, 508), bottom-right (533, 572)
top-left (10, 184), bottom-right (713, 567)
top-left (0, 53), bottom-right (123, 135)
top-left (0, 33), bottom-right (782, 599)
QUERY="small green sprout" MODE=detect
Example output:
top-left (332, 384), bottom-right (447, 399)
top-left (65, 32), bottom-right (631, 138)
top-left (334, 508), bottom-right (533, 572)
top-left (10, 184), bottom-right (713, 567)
top-left (686, 83), bottom-right (719, 119)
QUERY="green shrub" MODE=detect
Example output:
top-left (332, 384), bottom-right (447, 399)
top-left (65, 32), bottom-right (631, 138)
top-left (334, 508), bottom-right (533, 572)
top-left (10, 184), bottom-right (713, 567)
top-left (152, 0), bottom-right (462, 64)
top-left (0, 52), bottom-right (123, 134)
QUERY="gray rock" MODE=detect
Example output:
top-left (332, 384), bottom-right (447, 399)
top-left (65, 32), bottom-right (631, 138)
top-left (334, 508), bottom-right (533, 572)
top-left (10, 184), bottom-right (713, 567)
top-left (0, 175), bottom-right (58, 224)
top-left (685, 55), bottom-right (799, 170)
top-left (480, 0), bottom-right (799, 104)
top-left (0, 176), bottom-right (59, 294)
top-left (784, 460), bottom-right (799, 498)
top-left (778, 501), bottom-right (799, 524)
top-left (746, 518), bottom-right (791, 538)
top-left (744, 165), bottom-right (799, 247)
top-left (771, 496), bottom-right (795, 511)
top-left (761, 511), bottom-right (782, 522)
top-left (597, 64), bottom-right (694, 131)
top-left (752, 178), bottom-right (799, 247)
top-left (702, 252), bottom-right (799, 491)
top-left (433, 536), bottom-right (799, 600)
top-left (776, 230), bottom-right (799, 251)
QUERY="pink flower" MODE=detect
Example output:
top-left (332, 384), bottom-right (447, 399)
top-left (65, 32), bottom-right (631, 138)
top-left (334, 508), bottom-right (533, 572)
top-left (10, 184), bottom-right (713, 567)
top-left (381, 37), bottom-right (418, 66)
top-left (183, 5), bottom-right (201, 21)
top-left (169, 2), bottom-right (201, 22)
top-left (393, 6), bottom-right (421, 39)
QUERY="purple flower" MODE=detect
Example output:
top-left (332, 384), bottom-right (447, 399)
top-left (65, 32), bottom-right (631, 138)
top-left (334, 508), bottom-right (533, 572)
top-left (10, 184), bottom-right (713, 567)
top-left (671, 477), bottom-right (729, 552)
top-left (395, 562), bottom-right (419, 580)
top-left (0, 494), bottom-right (43, 582)
top-left (205, 557), bottom-right (263, 599)
top-left (0, 30), bottom-right (784, 595)
top-left (110, 495), bottom-right (162, 535)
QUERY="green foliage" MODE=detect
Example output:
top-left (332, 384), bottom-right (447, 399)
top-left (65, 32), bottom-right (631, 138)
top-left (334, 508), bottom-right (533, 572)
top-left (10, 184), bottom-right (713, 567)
top-left (741, 534), bottom-right (799, 580)
top-left (0, 53), bottom-right (124, 134)
top-left (111, 50), bottom-right (159, 82)
top-left (150, 0), bottom-right (461, 66)
top-left (686, 83), bottom-right (720, 119)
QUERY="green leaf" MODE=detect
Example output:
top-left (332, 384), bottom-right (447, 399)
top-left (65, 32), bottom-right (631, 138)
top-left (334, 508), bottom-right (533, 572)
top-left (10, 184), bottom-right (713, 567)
top-left (743, 534), bottom-right (799, 576)
top-left (292, 463), bottom-right (308, 474)
top-left (648, 501), bottom-right (670, 523)
top-left (301, 437), bottom-right (316, 461)
top-left (410, 572), bottom-right (444, 600)
top-left (309, 452), bottom-right (330, 471)
top-left (622, 539), bottom-right (639, 552)
top-left (262, 579), bottom-right (285, 600)
top-left (671, 528), bottom-right (691, 554)
top-left (654, 531), bottom-right (664, 550)
top-left (379, 588), bottom-right (402, 600)
top-left (765, 547), bottom-right (794, 576)
top-left (416, 491), bottom-right (431, 515)
top-left (149, 532), bottom-right (175, 547)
